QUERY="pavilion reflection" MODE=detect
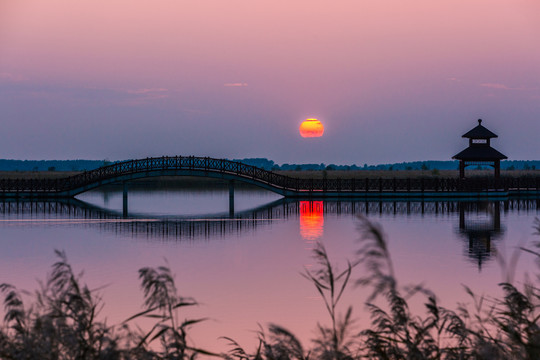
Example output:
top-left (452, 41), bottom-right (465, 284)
top-left (456, 201), bottom-right (504, 270)
top-left (299, 201), bottom-right (324, 240)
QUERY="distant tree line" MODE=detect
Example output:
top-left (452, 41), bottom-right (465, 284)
top-left (0, 160), bottom-right (107, 172)
top-left (1, 158), bottom-right (539, 172)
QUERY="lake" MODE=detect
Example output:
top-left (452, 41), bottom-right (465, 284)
top-left (1, 180), bottom-right (539, 355)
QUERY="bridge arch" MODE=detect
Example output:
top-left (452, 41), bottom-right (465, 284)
top-left (56, 156), bottom-right (299, 197)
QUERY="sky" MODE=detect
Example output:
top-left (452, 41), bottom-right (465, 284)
top-left (1, 0), bottom-right (540, 165)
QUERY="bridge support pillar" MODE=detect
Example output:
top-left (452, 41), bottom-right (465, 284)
top-left (229, 180), bottom-right (234, 217)
top-left (123, 182), bottom-right (128, 218)
top-left (103, 190), bottom-right (110, 206)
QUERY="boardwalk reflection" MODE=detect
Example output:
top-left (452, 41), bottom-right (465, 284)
top-left (1, 199), bottom-right (539, 267)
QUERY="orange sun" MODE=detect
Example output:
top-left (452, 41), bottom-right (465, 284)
top-left (299, 118), bottom-right (324, 138)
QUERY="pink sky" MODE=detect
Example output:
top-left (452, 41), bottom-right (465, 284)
top-left (1, 0), bottom-right (540, 164)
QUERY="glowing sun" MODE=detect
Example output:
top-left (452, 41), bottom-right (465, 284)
top-left (299, 118), bottom-right (324, 138)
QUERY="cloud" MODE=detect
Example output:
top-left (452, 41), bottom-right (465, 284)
top-left (480, 83), bottom-right (511, 90)
top-left (115, 88), bottom-right (170, 106)
top-left (125, 88), bottom-right (169, 94)
top-left (0, 72), bottom-right (26, 82)
top-left (480, 83), bottom-right (538, 91)
top-left (224, 83), bottom-right (248, 87)
top-left (0, 81), bottom-right (172, 108)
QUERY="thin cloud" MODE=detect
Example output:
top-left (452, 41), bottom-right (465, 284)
top-left (480, 83), bottom-right (511, 90)
top-left (480, 83), bottom-right (538, 91)
top-left (125, 88), bottom-right (169, 94)
top-left (224, 83), bottom-right (248, 87)
top-left (0, 72), bottom-right (26, 82)
top-left (116, 88), bottom-right (170, 106)
top-left (1, 82), bottom-right (171, 108)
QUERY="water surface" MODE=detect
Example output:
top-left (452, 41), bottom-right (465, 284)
top-left (1, 183), bottom-right (538, 354)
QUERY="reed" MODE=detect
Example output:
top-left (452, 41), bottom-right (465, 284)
top-left (224, 217), bottom-right (540, 359)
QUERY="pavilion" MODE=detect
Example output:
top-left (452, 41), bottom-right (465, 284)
top-left (453, 119), bottom-right (507, 179)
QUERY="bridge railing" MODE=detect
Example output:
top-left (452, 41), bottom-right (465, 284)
top-left (45, 156), bottom-right (303, 192)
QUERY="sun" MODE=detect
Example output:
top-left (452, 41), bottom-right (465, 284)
top-left (299, 118), bottom-right (324, 138)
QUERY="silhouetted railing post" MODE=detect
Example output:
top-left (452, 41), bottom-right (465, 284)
top-left (122, 182), bottom-right (128, 218)
top-left (229, 180), bottom-right (234, 217)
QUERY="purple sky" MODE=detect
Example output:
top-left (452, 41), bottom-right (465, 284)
top-left (1, 0), bottom-right (540, 165)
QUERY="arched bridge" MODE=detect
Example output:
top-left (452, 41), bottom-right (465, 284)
top-left (0, 156), bottom-right (305, 197)
top-left (1, 156), bottom-right (540, 198)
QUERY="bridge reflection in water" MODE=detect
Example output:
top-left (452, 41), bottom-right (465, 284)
top-left (1, 198), bottom-right (539, 268)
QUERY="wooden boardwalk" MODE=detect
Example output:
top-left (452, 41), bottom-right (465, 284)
top-left (1, 156), bottom-right (539, 198)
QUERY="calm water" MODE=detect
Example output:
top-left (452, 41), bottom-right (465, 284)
top-left (1, 182), bottom-right (539, 354)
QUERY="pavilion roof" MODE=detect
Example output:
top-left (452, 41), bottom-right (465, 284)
top-left (453, 146), bottom-right (507, 161)
top-left (462, 119), bottom-right (498, 139)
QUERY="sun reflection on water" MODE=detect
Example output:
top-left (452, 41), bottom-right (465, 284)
top-left (299, 201), bottom-right (324, 240)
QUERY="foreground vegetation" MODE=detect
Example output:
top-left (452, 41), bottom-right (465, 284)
top-left (1, 217), bottom-right (540, 359)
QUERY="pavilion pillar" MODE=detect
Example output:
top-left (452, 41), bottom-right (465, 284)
top-left (494, 159), bottom-right (500, 179)
top-left (459, 161), bottom-right (465, 179)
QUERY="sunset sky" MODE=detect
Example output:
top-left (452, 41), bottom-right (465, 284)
top-left (1, 0), bottom-right (539, 165)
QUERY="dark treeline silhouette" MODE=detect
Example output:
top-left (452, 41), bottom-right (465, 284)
top-left (0, 159), bottom-right (107, 172)
top-left (1, 217), bottom-right (540, 359)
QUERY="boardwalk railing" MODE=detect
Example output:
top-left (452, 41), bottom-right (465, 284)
top-left (1, 156), bottom-right (540, 197)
